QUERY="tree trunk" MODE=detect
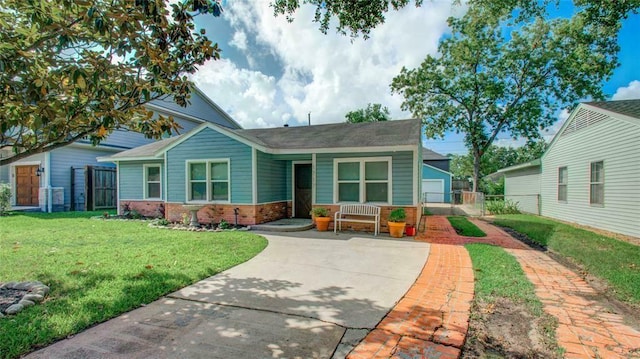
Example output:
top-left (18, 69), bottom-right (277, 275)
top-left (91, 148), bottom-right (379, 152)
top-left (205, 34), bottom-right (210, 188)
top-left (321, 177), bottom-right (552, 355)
top-left (473, 151), bottom-right (482, 192)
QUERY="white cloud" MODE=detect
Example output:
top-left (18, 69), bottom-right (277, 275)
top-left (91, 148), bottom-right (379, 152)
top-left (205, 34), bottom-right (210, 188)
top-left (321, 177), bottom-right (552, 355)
top-left (612, 80), bottom-right (640, 100)
top-left (229, 30), bottom-right (248, 51)
top-left (192, 59), bottom-right (290, 128)
top-left (197, 2), bottom-right (457, 128)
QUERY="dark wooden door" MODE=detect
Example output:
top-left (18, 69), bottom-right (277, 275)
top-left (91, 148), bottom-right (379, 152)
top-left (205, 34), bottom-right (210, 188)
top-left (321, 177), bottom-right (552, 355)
top-left (294, 164), bottom-right (312, 218)
top-left (16, 165), bottom-right (39, 206)
top-left (86, 166), bottom-right (117, 210)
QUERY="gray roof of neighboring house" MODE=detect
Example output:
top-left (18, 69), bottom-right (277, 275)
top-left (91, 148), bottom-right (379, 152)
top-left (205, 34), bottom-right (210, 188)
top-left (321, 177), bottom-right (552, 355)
top-left (235, 119), bottom-right (421, 149)
top-left (105, 135), bottom-right (184, 160)
top-left (586, 99), bottom-right (640, 120)
top-left (422, 147), bottom-right (449, 161)
top-left (485, 158), bottom-right (541, 180)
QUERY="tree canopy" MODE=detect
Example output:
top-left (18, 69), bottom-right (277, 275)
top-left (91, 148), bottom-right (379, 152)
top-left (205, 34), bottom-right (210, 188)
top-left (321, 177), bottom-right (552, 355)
top-left (345, 103), bottom-right (390, 123)
top-left (0, 0), bottom-right (223, 166)
top-left (391, 1), bottom-right (633, 191)
top-left (271, 0), bottom-right (423, 38)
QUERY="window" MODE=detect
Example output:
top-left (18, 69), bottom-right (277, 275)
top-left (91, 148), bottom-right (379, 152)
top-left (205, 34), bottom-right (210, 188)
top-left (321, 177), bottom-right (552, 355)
top-left (144, 165), bottom-right (161, 199)
top-left (557, 167), bottom-right (567, 202)
top-left (335, 158), bottom-right (391, 203)
top-left (590, 161), bottom-right (604, 205)
top-left (187, 160), bottom-right (229, 202)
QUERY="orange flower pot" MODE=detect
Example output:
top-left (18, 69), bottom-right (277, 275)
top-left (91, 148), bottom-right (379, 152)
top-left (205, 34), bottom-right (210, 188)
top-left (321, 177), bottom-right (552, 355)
top-left (315, 217), bottom-right (331, 231)
top-left (388, 221), bottom-right (406, 238)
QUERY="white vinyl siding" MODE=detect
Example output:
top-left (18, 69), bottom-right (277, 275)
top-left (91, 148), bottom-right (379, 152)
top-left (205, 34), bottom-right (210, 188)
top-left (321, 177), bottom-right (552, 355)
top-left (334, 157), bottom-right (391, 204)
top-left (503, 166), bottom-right (541, 215)
top-left (541, 112), bottom-right (640, 238)
top-left (144, 164), bottom-right (162, 199)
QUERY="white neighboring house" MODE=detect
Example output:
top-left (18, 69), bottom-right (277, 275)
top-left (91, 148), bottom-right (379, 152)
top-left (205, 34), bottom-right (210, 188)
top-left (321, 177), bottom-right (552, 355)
top-left (492, 159), bottom-right (541, 215)
top-left (494, 99), bottom-right (640, 238)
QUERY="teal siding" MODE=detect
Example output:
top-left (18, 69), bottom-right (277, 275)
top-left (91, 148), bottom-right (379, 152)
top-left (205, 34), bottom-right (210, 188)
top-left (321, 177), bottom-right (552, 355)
top-left (422, 164), bottom-right (452, 203)
top-left (256, 151), bottom-right (287, 203)
top-left (119, 161), bottom-right (164, 200)
top-left (316, 151), bottom-right (415, 205)
top-left (166, 127), bottom-right (252, 203)
top-left (285, 162), bottom-right (292, 200)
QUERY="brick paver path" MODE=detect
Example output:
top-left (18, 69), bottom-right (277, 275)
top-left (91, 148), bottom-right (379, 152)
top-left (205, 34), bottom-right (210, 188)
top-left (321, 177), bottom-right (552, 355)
top-left (469, 219), bottom-right (640, 359)
top-left (346, 241), bottom-right (474, 358)
top-left (346, 216), bottom-right (640, 358)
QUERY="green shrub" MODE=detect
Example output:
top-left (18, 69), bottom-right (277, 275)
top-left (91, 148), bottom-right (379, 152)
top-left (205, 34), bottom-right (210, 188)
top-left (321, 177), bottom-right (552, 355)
top-left (0, 183), bottom-right (11, 215)
top-left (486, 199), bottom-right (521, 215)
top-left (219, 219), bottom-right (231, 229)
top-left (388, 208), bottom-right (406, 222)
top-left (310, 207), bottom-right (329, 217)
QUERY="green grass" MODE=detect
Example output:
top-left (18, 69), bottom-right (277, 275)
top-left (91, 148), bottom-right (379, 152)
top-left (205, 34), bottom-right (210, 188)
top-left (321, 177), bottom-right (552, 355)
top-left (465, 243), bottom-right (559, 354)
top-left (494, 214), bottom-right (640, 304)
top-left (466, 243), bottom-right (542, 310)
top-left (0, 212), bottom-right (267, 359)
top-left (447, 216), bottom-right (486, 237)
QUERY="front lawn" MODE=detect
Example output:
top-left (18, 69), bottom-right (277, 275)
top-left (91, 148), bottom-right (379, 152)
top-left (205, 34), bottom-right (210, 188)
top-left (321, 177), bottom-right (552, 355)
top-left (0, 212), bottom-right (267, 359)
top-left (493, 214), bottom-right (640, 304)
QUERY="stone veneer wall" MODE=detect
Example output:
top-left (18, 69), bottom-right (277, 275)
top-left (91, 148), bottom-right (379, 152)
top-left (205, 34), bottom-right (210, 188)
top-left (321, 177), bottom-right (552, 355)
top-left (165, 201), bottom-right (290, 225)
top-left (312, 205), bottom-right (418, 234)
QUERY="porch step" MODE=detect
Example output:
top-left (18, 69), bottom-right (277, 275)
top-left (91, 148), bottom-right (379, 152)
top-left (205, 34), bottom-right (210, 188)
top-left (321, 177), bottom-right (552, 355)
top-left (251, 218), bottom-right (314, 232)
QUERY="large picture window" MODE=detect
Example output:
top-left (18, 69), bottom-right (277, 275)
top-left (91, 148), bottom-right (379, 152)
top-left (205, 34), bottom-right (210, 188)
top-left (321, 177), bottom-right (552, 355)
top-left (590, 161), bottom-right (604, 205)
top-left (144, 165), bottom-right (161, 199)
top-left (187, 160), bottom-right (229, 202)
top-left (335, 158), bottom-right (391, 203)
top-left (557, 166), bottom-right (568, 202)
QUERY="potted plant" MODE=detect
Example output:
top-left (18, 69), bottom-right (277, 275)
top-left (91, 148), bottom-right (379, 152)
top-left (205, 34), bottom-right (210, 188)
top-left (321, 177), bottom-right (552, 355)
top-left (310, 207), bottom-right (331, 231)
top-left (387, 208), bottom-right (407, 238)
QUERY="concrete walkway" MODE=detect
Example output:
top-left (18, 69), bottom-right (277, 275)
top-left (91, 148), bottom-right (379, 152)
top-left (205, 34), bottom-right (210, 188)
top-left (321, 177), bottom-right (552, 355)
top-left (25, 231), bottom-right (430, 359)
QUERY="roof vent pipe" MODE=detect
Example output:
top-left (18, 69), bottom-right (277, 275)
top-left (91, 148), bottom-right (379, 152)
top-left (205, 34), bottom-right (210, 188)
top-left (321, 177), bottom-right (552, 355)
top-left (284, 124), bottom-right (289, 127)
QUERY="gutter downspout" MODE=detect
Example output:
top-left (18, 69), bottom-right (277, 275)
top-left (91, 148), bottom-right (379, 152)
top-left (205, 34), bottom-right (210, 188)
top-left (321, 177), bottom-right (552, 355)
top-left (45, 152), bottom-right (52, 213)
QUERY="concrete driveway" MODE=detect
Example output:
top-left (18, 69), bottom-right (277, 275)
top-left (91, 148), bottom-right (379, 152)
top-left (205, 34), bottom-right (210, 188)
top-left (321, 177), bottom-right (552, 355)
top-left (26, 231), bottom-right (430, 359)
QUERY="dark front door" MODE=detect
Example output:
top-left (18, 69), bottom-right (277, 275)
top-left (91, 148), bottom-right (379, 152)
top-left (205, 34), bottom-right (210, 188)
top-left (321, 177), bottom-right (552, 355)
top-left (16, 165), bottom-right (39, 206)
top-left (294, 164), bottom-right (312, 218)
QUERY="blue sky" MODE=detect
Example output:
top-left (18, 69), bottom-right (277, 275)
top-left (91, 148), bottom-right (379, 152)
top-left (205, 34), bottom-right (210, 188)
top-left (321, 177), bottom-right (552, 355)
top-left (190, 2), bottom-right (640, 156)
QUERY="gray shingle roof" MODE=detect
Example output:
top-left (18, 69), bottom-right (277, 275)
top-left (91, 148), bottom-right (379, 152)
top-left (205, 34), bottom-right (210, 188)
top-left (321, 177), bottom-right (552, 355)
top-left (586, 99), bottom-right (640, 119)
top-left (107, 135), bottom-right (184, 159)
top-left (235, 119), bottom-right (421, 149)
top-left (422, 147), bottom-right (448, 160)
top-left (102, 119), bottom-right (421, 161)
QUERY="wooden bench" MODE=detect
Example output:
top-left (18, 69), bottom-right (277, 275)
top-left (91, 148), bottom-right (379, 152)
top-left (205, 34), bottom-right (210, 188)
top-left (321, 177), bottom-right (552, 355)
top-left (334, 204), bottom-right (381, 236)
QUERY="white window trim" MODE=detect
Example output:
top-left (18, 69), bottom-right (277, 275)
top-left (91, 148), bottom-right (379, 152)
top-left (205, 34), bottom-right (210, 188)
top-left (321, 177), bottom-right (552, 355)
top-left (333, 156), bottom-right (392, 204)
top-left (589, 161), bottom-right (604, 206)
top-left (143, 164), bottom-right (162, 200)
top-left (557, 166), bottom-right (568, 203)
top-left (185, 159), bottom-right (231, 204)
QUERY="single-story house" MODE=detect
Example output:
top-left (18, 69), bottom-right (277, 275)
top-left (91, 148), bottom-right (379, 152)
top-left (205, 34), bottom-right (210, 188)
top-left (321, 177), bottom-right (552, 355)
top-left (421, 148), bottom-right (452, 203)
top-left (98, 119), bottom-right (424, 232)
top-left (0, 88), bottom-right (241, 211)
top-left (494, 99), bottom-right (640, 238)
